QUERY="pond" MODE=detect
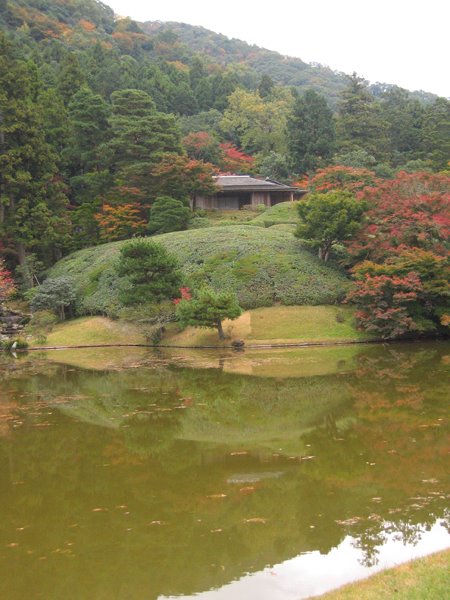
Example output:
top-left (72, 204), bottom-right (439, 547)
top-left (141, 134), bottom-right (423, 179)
top-left (0, 342), bottom-right (449, 599)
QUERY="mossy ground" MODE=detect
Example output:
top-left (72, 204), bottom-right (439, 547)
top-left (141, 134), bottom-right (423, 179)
top-left (317, 549), bottom-right (450, 599)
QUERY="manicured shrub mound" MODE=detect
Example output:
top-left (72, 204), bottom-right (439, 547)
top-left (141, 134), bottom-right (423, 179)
top-left (250, 201), bottom-right (301, 227)
top-left (48, 226), bottom-right (349, 315)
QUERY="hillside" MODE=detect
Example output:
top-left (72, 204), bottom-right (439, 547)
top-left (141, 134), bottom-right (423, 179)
top-left (48, 227), bottom-right (349, 314)
top-left (141, 21), bottom-right (349, 106)
top-left (1, 0), bottom-right (437, 108)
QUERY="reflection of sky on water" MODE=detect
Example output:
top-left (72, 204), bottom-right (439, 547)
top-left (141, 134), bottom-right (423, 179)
top-left (162, 521), bottom-right (450, 600)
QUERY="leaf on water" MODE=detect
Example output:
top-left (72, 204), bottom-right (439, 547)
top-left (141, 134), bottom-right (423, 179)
top-left (230, 451), bottom-right (248, 456)
top-left (243, 518), bottom-right (267, 524)
top-left (301, 455), bottom-right (316, 460)
top-left (91, 508), bottom-right (109, 512)
top-left (6, 543), bottom-right (19, 548)
top-left (148, 520), bottom-right (165, 525)
top-left (335, 517), bottom-right (361, 525)
top-left (206, 494), bottom-right (227, 499)
top-left (239, 486), bottom-right (256, 494)
top-left (210, 528), bottom-right (223, 533)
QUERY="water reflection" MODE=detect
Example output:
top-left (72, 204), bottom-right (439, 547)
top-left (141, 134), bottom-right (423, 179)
top-left (0, 342), bottom-right (449, 599)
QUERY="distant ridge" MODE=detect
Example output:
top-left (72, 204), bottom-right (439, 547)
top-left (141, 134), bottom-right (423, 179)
top-left (140, 20), bottom-right (439, 106)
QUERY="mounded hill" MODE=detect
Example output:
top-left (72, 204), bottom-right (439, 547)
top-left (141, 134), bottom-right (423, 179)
top-left (47, 226), bottom-right (349, 315)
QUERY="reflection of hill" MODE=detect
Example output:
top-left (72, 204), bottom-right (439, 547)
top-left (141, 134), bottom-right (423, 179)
top-left (0, 342), bottom-right (448, 599)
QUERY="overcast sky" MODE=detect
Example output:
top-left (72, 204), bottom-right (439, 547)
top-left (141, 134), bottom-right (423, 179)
top-left (104, 0), bottom-right (449, 97)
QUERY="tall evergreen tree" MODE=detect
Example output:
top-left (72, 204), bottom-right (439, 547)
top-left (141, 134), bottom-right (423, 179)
top-left (379, 87), bottom-right (425, 165)
top-left (107, 89), bottom-right (182, 198)
top-left (422, 97), bottom-right (450, 171)
top-left (57, 52), bottom-right (87, 105)
top-left (0, 34), bottom-right (69, 267)
top-left (288, 89), bottom-right (336, 174)
top-left (336, 74), bottom-right (389, 160)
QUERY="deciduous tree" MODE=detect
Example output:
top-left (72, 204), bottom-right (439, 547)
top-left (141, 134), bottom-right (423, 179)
top-left (296, 191), bottom-right (366, 261)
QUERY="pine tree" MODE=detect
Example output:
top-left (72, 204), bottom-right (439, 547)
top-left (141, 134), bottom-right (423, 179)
top-left (336, 74), bottom-right (389, 160)
top-left (107, 89), bottom-right (182, 198)
top-left (288, 89), bottom-right (336, 174)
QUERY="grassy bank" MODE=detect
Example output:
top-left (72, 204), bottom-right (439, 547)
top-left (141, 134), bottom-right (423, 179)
top-left (33, 316), bottom-right (147, 347)
top-left (31, 305), bottom-right (371, 350)
top-left (47, 226), bottom-right (349, 315)
top-left (317, 549), bottom-right (450, 599)
top-left (164, 305), bottom-right (372, 346)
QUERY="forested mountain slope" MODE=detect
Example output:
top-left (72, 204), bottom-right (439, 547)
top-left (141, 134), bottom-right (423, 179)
top-left (0, 0), bottom-right (448, 276)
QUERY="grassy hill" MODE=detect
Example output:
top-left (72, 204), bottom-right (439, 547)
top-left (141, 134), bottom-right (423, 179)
top-left (48, 226), bottom-right (349, 315)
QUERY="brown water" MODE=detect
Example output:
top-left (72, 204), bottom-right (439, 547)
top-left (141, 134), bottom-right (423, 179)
top-left (0, 342), bottom-right (449, 599)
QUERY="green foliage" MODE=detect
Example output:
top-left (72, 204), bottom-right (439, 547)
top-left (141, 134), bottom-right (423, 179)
top-left (256, 151), bottom-right (292, 183)
top-left (422, 97), bottom-right (450, 171)
top-left (107, 89), bottom-right (182, 197)
top-left (24, 309), bottom-right (58, 343)
top-left (31, 277), bottom-right (76, 320)
top-left (288, 89), bottom-right (336, 174)
top-left (296, 191), bottom-right (366, 261)
top-left (0, 33), bottom-right (70, 267)
top-left (47, 227), bottom-right (350, 314)
top-left (250, 201), bottom-right (300, 227)
top-left (148, 196), bottom-right (191, 235)
top-left (1, 337), bottom-right (29, 351)
top-left (336, 74), bottom-right (389, 161)
top-left (116, 239), bottom-right (182, 306)
top-left (176, 286), bottom-right (242, 339)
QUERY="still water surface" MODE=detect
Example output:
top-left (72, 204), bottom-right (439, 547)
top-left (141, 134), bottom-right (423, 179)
top-left (0, 342), bottom-right (449, 599)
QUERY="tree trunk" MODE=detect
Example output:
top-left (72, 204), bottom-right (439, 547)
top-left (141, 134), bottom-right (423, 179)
top-left (16, 242), bottom-right (26, 266)
top-left (216, 319), bottom-right (225, 340)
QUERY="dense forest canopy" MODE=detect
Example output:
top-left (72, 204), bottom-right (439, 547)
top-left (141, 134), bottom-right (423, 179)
top-left (0, 0), bottom-right (449, 321)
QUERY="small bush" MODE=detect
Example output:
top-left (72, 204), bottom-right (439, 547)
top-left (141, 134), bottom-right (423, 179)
top-left (2, 338), bottom-right (29, 351)
top-left (25, 310), bottom-right (58, 341)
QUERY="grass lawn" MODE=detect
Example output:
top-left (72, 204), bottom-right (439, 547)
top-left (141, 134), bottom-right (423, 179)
top-left (30, 306), bottom-right (372, 351)
top-left (33, 316), bottom-right (147, 347)
top-left (164, 305), bottom-right (373, 346)
top-left (317, 549), bottom-right (450, 599)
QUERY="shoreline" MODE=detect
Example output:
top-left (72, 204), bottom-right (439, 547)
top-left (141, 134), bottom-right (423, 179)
top-left (5, 337), bottom-right (444, 352)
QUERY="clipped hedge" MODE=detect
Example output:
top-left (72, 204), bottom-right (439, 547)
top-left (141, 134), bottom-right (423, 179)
top-left (47, 226), bottom-right (350, 314)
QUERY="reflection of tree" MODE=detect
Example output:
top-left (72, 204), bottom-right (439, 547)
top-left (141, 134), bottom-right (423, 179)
top-left (0, 343), bottom-right (449, 597)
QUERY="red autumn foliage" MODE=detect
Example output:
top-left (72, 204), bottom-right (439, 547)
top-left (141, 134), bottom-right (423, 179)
top-left (347, 270), bottom-right (424, 339)
top-left (219, 143), bottom-right (255, 173)
top-left (182, 132), bottom-right (222, 165)
top-left (348, 172), bottom-right (450, 262)
top-left (0, 259), bottom-right (16, 303)
top-left (173, 287), bottom-right (192, 305)
top-left (301, 165), bottom-right (380, 194)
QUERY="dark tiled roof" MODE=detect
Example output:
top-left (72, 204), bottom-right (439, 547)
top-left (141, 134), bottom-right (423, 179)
top-left (214, 175), bottom-right (303, 193)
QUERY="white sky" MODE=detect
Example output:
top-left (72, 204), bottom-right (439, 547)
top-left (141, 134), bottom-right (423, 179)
top-left (104, 0), bottom-right (450, 97)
